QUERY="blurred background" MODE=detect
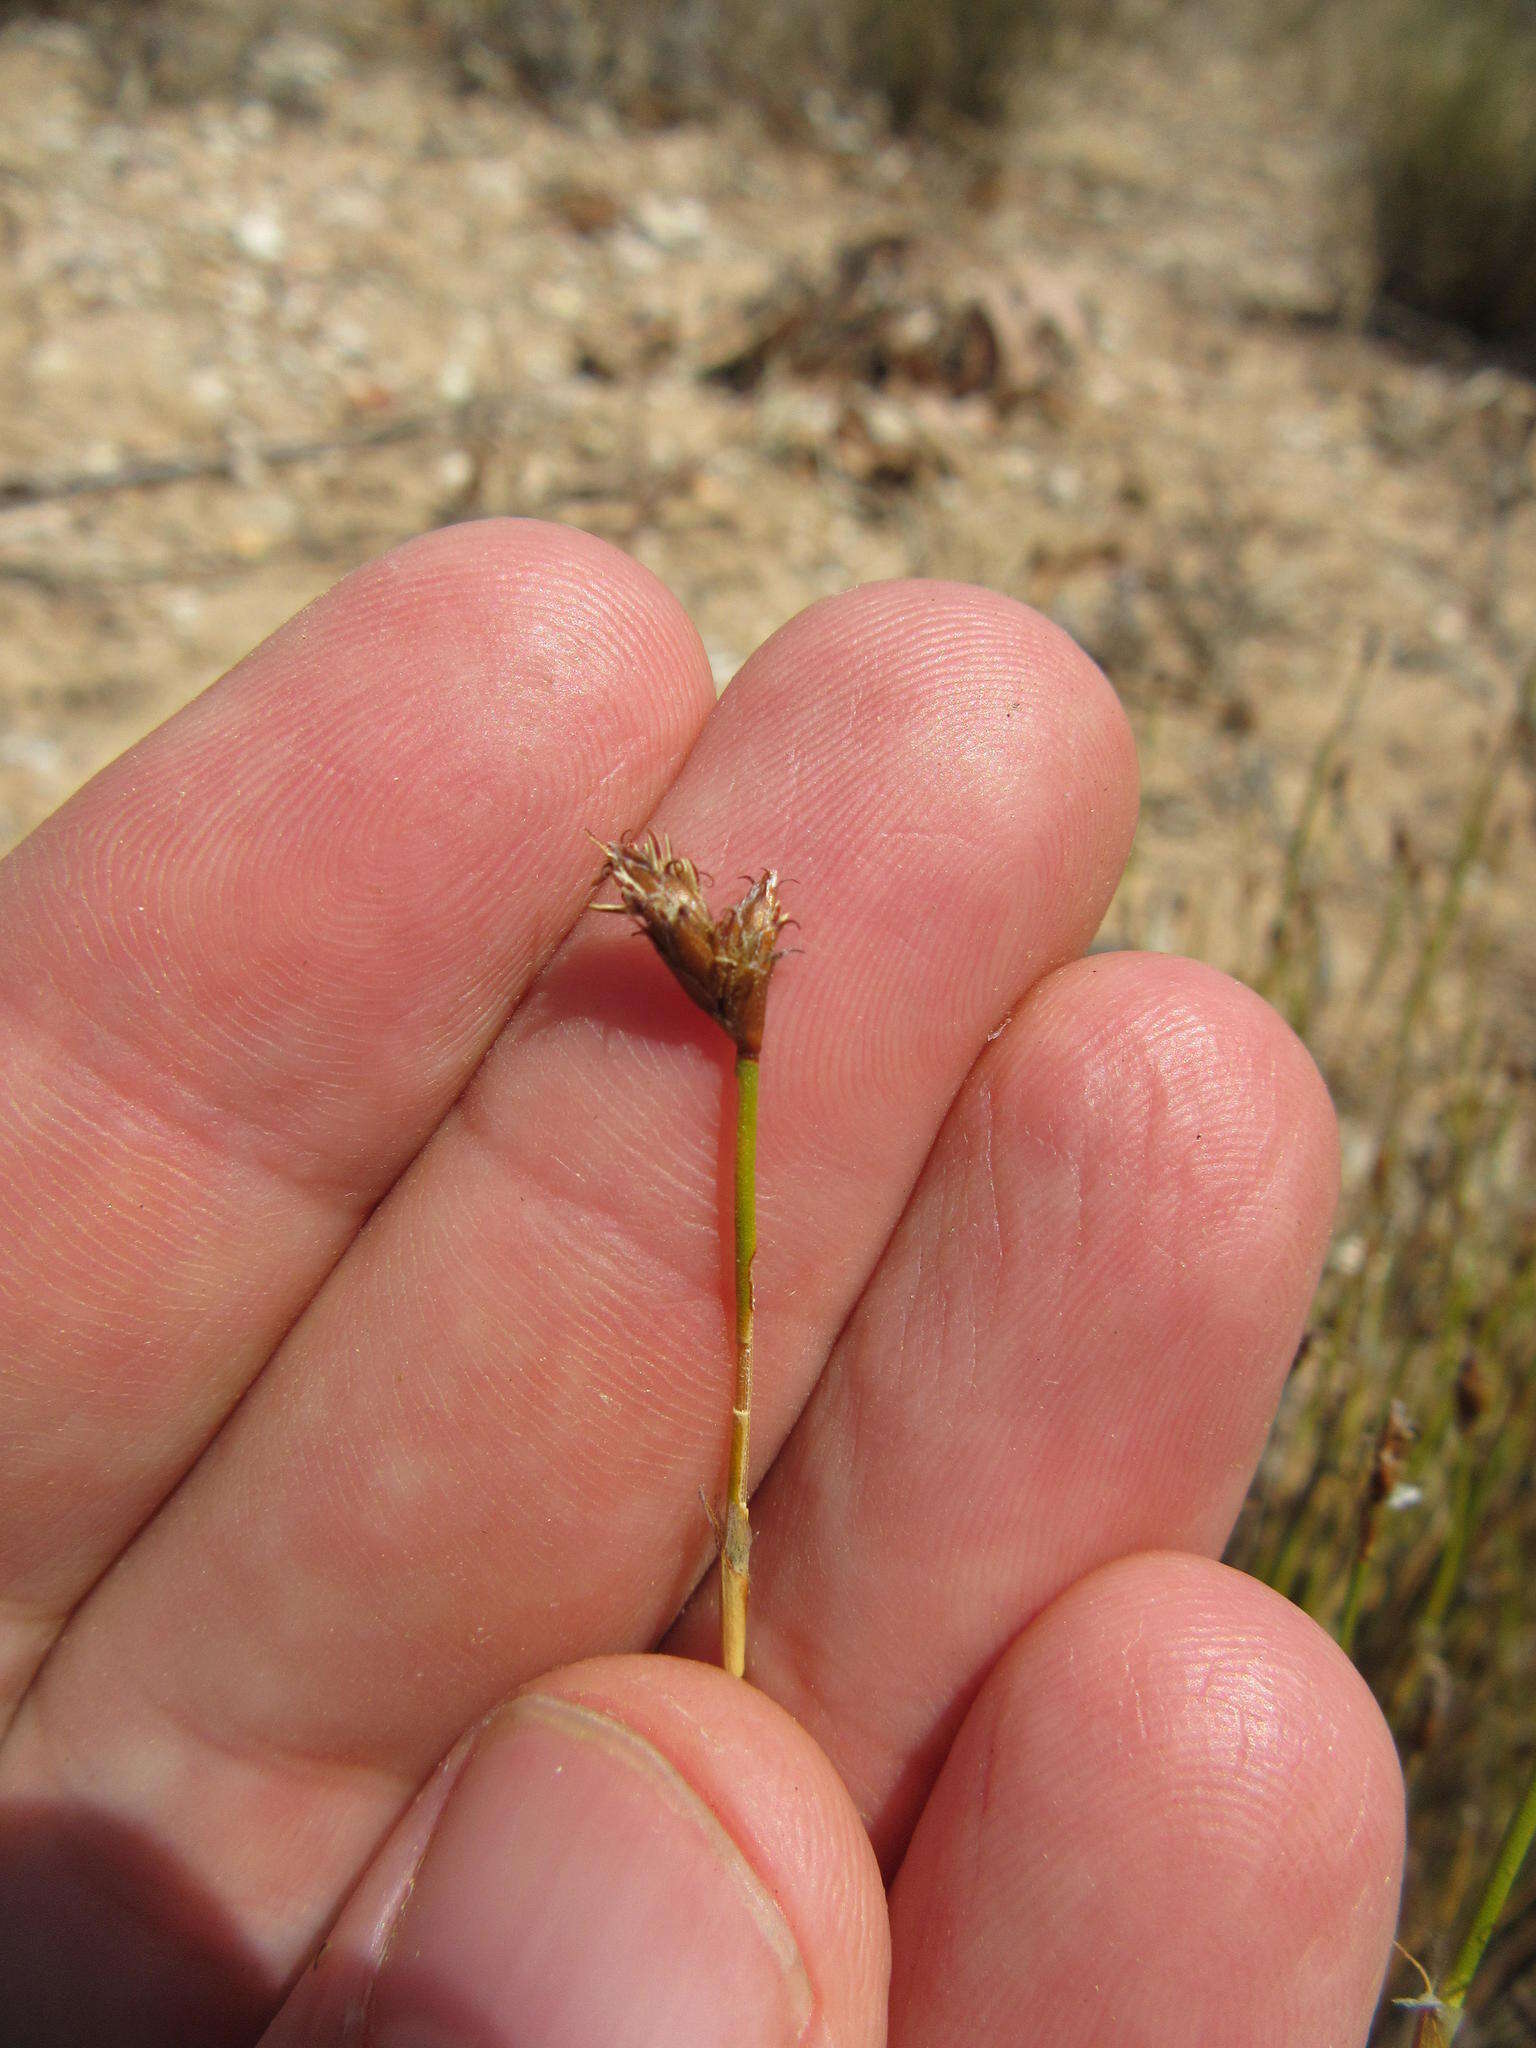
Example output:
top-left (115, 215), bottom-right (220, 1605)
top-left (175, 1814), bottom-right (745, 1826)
top-left (1, 1), bottom-right (1532, 2038)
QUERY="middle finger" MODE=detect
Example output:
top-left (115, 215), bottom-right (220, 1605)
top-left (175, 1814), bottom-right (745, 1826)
top-left (666, 949), bottom-right (1340, 1867)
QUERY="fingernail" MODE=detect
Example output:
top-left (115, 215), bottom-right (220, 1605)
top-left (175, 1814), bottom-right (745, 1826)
top-left (367, 1693), bottom-right (813, 2048)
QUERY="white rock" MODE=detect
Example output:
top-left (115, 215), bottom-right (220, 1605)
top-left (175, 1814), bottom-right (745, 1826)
top-left (188, 366), bottom-right (230, 411)
top-left (436, 448), bottom-right (475, 494)
top-left (633, 193), bottom-right (709, 254)
top-left (0, 733), bottom-right (64, 781)
top-left (233, 209), bottom-right (287, 264)
top-left (438, 358), bottom-right (476, 405)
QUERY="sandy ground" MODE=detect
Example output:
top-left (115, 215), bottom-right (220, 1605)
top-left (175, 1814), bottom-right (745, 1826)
top-left (2, 10), bottom-right (1533, 1107)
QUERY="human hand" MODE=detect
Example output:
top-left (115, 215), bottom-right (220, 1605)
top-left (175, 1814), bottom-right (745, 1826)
top-left (0, 522), bottom-right (1404, 2046)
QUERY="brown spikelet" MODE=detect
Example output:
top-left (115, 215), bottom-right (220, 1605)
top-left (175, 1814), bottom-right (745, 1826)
top-left (592, 833), bottom-right (790, 1057)
top-left (1454, 1352), bottom-right (1490, 1431)
top-left (1366, 1399), bottom-right (1415, 1518)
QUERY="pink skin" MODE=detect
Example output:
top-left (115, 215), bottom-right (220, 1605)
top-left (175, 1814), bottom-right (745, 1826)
top-left (666, 949), bottom-right (1340, 1864)
top-left (889, 1556), bottom-right (1406, 2048)
top-left (0, 522), bottom-right (1404, 2045)
top-left (0, 523), bottom-right (716, 1711)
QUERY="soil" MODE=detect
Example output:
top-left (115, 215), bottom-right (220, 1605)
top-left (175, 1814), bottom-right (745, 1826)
top-left (2, 7), bottom-right (1533, 1122)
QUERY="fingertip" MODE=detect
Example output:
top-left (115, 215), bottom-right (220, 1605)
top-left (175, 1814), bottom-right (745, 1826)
top-left (522, 1656), bottom-right (890, 2044)
top-left (1026, 1551), bottom-right (1407, 1910)
top-left (8, 517), bottom-right (718, 1179)
top-left (892, 1551), bottom-right (1404, 2048)
top-left (280, 515), bottom-right (717, 722)
top-left (709, 579), bottom-right (1140, 1068)
top-left (203, 521), bottom-right (715, 834)
top-left (265, 1656), bottom-right (888, 2048)
top-left (1009, 950), bottom-right (1342, 1269)
top-left (1062, 1554), bottom-right (1407, 2031)
top-left (757, 581), bottom-right (1141, 884)
top-left (951, 951), bottom-right (1343, 1556)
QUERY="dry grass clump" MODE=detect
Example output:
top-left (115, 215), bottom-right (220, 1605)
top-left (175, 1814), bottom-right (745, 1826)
top-left (1349, 0), bottom-right (1536, 356)
top-left (1230, 660), bottom-right (1536, 2042)
top-left (416, 0), bottom-right (1075, 126)
top-left (6, 0), bottom-right (1123, 129)
top-left (414, 0), bottom-right (825, 117)
top-left (0, 0), bottom-right (411, 106)
top-left (847, 0), bottom-right (1067, 128)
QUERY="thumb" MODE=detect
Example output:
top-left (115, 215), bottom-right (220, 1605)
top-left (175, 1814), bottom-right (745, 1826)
top-left (261, 1655), bottom-right (889, 2048)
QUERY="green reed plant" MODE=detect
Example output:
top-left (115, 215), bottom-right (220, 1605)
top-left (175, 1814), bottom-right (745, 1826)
top-left (1225, 641), bottom-right (1536, 2039)
top-left (1402, 1754), bottom-right (1536, 2043)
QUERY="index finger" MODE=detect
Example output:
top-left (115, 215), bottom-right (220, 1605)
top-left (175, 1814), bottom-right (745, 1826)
top-left (0, 519), bottom-right (714, 1717)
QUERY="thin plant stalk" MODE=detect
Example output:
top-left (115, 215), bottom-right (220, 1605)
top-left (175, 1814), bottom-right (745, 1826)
top-left (1429, 1458), bottom-right (1487, 1635)
top-left (721, 1053), bottom-right (758, 1677)
top-left (591, 833), bottom-right (788, 1683)
top-left (1375, 660), bottom-right (1533, 1196)
top-left (1410, 1754), bottom-right (1536, 2045)
top-left (1418, 1358), bottom-right (1490, 1644)
top-left (1256, 630), bottom-right (1376, 1027)
top-left (1336, 1545), bottom-right (1371, 1662)
top-left (1335, 1400), bottom-right (1412, 1658)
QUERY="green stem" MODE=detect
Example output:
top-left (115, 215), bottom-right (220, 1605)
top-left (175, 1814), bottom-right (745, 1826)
top-left (1337, 1546), bottom-right (1371, 1659)
top-left (1377, 661), bottom-right (1533, 1195)
top-left (1444, 1756), bottom-right (1536, 2008)
top-left (1410, 1754), bottom-right (1536, 2045)
top-left (1336, 1435), bottom-right (1391, 1659)
top-left (1420, 1450), bottom-right (1476, 1640)
top-left (1257, 636), bottom-right (1374, 1014)
top-left (720, 1053), bottom-right (758, 1678)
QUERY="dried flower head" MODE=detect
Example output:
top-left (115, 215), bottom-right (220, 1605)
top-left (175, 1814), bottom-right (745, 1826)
top-left (1454, 1352), bottom-right (1490, 1431)
top-left (592, 833), bottom-right (790, 1058)
top-left (1367, 1399), bottom-right (1416, 1511)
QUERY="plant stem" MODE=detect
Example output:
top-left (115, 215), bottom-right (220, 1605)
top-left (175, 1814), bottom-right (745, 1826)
top-left (1334, 1400), bottom-right (1411, 1656)
top-left (1337, 1547), bottom-right (1371, 1659)
top-left (1375, 660), bottom-right (1533, 1199)
top-left (590, 836), bottom-right (784, 1679)
top-left (1445, 1757), bottom-right (1536, 2007)
top-left (1411, 1754), bottom-right (1536, 2045)
top-left (1257, 632), bottom-right (1374, 1026)
top-left (721, 1052), bottom-right (758, 1678)
top-left (1420, 1449), bottom-right (1476, 1640)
